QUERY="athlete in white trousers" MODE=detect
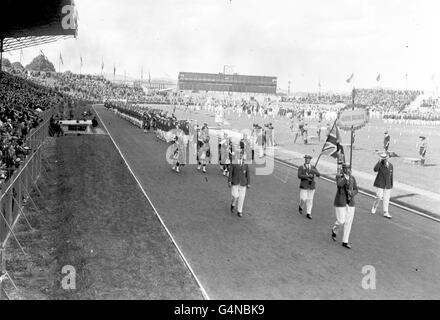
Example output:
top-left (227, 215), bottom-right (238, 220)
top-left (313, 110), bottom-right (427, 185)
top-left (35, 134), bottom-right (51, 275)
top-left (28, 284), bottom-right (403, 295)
top-left (371, 153), bottom-right (393, 219)
top-left (228, 154), bottom-right (251, 218)
top-left (297, 155), bottom-right (320, 220)
top-left (332, 163), bottom-right (359, 249)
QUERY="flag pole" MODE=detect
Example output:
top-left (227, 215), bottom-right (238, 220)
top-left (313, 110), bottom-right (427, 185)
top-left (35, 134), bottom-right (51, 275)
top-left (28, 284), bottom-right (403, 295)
top-left (350, 87), bottom-right (356, 170)
top-left (314, 117), bottom-right (338, 168)
top-left (314, 153), bottom-right (323, 168)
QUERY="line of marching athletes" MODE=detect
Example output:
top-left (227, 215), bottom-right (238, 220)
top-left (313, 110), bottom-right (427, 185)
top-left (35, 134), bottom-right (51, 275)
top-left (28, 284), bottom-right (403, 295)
top-left (109, 101), bottom-right (395, 250)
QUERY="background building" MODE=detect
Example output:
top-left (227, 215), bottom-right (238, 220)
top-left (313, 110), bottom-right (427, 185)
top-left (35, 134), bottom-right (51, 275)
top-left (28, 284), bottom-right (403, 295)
top-left (178, 72), bottom-right (277, 94)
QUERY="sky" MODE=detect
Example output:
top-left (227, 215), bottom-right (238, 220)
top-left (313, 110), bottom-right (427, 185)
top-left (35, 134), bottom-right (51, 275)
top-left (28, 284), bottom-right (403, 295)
top-left (5, 0), bottom-right (440, 92)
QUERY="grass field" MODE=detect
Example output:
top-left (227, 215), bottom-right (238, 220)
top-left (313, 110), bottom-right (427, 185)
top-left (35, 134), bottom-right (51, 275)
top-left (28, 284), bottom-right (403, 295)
top-left (5, 132), bottom-right (202, 300)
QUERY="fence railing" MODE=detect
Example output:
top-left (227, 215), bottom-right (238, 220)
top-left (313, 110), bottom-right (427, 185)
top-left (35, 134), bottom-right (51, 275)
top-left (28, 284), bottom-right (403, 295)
top-left (0, 109), bottom-right (53, 300)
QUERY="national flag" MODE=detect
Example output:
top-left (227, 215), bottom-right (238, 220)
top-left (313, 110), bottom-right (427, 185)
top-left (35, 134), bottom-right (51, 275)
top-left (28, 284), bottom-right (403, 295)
top-left (113, 65), bottom-right (116, 76)
top-left (148, 71), bottom-right (151, 84)
top-left (320, 120), bottom-right (344, 159)
top-left (101, 59), bottom-right (104, 71)
top-left (59, 53), bottom-right (64, 65)
top-left (80, 56), bottom-right (83, 67)
top-left (346, 73), bottom-right (354, 83)
top-left (376, 73), bottom-right (381, 82)
top-left (405, 73), bottom-right (408, 80)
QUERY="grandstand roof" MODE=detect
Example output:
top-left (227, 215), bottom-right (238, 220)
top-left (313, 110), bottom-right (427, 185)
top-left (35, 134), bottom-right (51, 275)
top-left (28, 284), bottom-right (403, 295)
top-left (0, 0), bottom-right (78, 52)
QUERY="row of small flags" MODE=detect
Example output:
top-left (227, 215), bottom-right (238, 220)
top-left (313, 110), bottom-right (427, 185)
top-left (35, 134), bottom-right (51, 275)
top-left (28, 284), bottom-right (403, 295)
top-left (56, 53), bottom-right (151, 82)
top-left (31, 52), bottom-right (435, 84)
top-left (345, 72), bottom-right (435, 83)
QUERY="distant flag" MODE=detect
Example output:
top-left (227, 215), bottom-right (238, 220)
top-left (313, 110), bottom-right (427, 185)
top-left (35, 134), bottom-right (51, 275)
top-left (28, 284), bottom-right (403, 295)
top-left (59, 53), bottom-right (64, 65)
top-left (80, 56), bottom-right (83, 67)
top-left (148, 71), bottom-right (151, 85)
top-left (346, 73), bottom-right (354, 83)
top-left (39, 50), bottom-right (46, 59)
top-left (320, 120), bottom-right (344, 159)
top-left (113, 64), bottom-right (116, 76)
top-left (20, 49), bottom-right (24, 63)
top-left (101, 59), bottom-right (104, 72)
top-left (376, 73), bottom-right (381, 82)
top-left (405, 73), bottom-right (408, 80)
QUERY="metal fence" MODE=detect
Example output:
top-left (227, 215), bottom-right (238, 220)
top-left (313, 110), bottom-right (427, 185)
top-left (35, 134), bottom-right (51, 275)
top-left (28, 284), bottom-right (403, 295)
top-left (0, 109), bottom-right (53, 299)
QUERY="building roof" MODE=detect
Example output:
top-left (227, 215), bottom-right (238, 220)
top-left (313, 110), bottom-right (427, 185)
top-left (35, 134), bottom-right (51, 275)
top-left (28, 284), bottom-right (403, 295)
top-left (0, 0), bottom-right (78, 52)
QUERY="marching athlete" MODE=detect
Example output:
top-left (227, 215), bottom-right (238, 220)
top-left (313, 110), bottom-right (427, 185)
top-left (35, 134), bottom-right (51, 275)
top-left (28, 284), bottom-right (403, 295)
top-left (332, 163), bottom-right (358, 249)
top-left (419, 136), bottom-right (427, 166)
top-left (197, 123), bottom-right (211, 173)
top-left (384, 131), bottom-right (390, 152)
top-left (371, 153), bottom-right (393, 219)
top-left (228, 152), bottom-right (251, 218)
top-left (171, 136), bottom-right (182, 173)
top-left (220, 133), bottom-right (232, 176)
top-left (297, 155), bottom-right (320, 219)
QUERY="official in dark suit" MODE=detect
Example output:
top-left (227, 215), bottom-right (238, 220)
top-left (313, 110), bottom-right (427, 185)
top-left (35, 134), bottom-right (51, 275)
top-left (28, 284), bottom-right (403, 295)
top-left (297, 155), bottom-right (320, 219)
top-left (371, 153), bottom-right (393, 219)
top-left (228, 152), bottom-right (250, 217)
top-left (332, 163), bottom-right (358, 249)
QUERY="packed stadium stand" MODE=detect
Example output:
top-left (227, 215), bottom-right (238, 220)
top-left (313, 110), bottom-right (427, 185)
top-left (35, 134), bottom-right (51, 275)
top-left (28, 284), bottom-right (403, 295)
top-left (0, 72), bottom-right (63, 183)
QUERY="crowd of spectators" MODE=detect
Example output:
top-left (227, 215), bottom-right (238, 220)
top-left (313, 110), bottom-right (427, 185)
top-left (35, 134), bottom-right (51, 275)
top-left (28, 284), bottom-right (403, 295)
top-left (0, 71), bottom-right (69, 185)
top-left (23, 72), bottom-right (146, 103)
top-left (281, 89), bottom-right (422, 113)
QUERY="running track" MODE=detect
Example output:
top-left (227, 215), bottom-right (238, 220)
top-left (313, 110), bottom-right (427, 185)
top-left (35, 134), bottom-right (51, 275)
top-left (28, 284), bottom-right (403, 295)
top-left (94, 105), bottom-right (440, 300)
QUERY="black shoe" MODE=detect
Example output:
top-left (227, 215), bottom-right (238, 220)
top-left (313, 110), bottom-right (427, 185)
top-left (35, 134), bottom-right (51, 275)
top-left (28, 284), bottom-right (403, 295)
top-left (342, 243), bottom-right (352, 249)
top-left (332, 229), bottom-right (337, 242)
top-left (230, 205), bottom-right (235, 213)
top-left (298, 206), bottom-right (303, 215)
top-left (238, 212), bottom-right (243, 218)
top-left (306, 214), bottom-right (312, 220)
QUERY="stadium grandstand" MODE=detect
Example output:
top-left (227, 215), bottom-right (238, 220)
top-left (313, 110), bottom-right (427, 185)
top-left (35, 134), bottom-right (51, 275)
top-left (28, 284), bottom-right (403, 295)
top-left (0, 0), bottom-right (79, 300)
top-left (0, 0), bottom-right (77, 70)
top-left (178, 72), bottom-right (277, 94)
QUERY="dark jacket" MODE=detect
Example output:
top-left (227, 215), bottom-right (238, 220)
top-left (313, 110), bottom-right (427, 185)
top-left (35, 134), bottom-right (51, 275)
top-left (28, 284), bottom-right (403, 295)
top-left (334, 174), bottom-right (358, 207)
top-left (229, 163), bottom-right (250, 187)
top-left (298, 164), bottom-right (320, 190)
top-left (373, 161), bottom-right (393, 189)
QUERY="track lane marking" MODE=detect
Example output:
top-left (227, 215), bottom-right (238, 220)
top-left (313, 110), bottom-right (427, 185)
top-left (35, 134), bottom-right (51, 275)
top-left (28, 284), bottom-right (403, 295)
top-left (93, 105), bottom-right (210, 300)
